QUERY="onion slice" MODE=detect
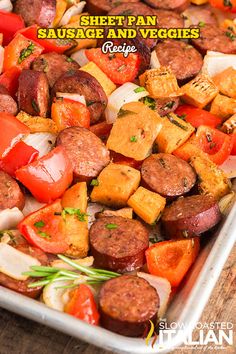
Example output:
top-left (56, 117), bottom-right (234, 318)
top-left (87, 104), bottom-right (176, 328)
top-left (137, 272), bottom-right (171, 318)
top-left (56, 92), bottom-right (86, 105)
top-left (43, 280), bottom-right (73, 311)
top-left (150, 50), bottom-right (160, 69)
top-left (105, 83), bottom-right (149, 124)
top-left (202, 51), bottom-right (236, 78)
top-left (0, 243), bottom-right (41, 281)
top-left (23, 132), bottom-right (56, 158)
top-left (71, 49), bottom-right (89, 67)
top-left (0, 0), bottom-right (13, 12)
top-left (0, 207), bottom-right (24, 230)
top-left (219, 192), bottom-right (235, 215)
top-left (58, 1), bottom-right (86, 26)
top-left (51, 257), bottom-right (94, 270)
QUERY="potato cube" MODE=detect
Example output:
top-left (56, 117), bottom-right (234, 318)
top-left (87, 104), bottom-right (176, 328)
top-left (213, 67), bottom-right (236, 99)
top-left (128, 187), bottom-right (166, 225)
top-left (61, 182), bottom-right (89, 258)
top-left (191, 0), bottom-right (208, 4)
top-left (16, 111), bottom-right (58, 134)
top-left (91, 163), bottom-right (141, 207)
top-left (107, 102), bottom-right (162, 161)
top-left (156, 113), bottom-right (195, 153)
top-left (97, 208), bottom-right (133, 219)
top-left (139, 66), bottom-right (180, 98)
top-left (190, 156), bottom-right (231, 200)
top-left (80, 61), bottom-right (116, 96)
top-left (210, 94), bottom-right (236, 120)
top-left (222, 114), bottom-right (236, 134)
top-left (181, 74), bottom-right (219, 108)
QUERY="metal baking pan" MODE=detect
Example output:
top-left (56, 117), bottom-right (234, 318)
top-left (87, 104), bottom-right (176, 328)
top-left (0, 199), bottom-right (236, 353)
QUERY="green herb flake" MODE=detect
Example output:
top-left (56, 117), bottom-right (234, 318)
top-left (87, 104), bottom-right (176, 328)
top-left (87, 100), bottom-right (96, 107)
top-left (34, 221), bottom-right (45, 228)
top-left (38, 231), bottom-right (51, 240)
top-left (62, 207), bottom-right (87, 222)
top-left (225, 31), bottom-right (236, 41)
top-left (106, 223), bottom-right (118, 230)
top-left (90, 179), bottom-right (99, 186)
top-left (18, 42), bottom-right (35, 64)
top-left (164, 101), bottom-right (175, 110)
top-left (177, 114), bottom-right (187, 120)
top-left (134, 87), bottom-right (146, 93)
top-left (142, 96), bottom-right (156, 111)
top-left (66, 57), bottom-right (74, 62)
top-left (31, 99), bottom-right (40, 113)
top-left (167, 114), bottom-right (188, 131)
top-left (117, 108), bottom-right (136, 118)
top-left (130, 135), bottom-right (138, 143)
top-left (198, 21), bottom-right (205, 28)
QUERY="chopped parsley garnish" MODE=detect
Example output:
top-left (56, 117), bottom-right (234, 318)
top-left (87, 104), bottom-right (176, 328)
top-left (117, 108), bottom-right (136, 118)
top-left (225, 31), bottom-right (236, 41)
top-left (18, 42), bottom-right (35, 64)
top-left (177, 114), bottom-right (187, 120)
top-left (34, 221), bottom-right (45, 228)
top-left (87, 100), bottom-right (96, 107)
top-left (130, 135), bottom-right (138, 142)
top-left (142, 96), bottom-right (156, 110)
top-left (106, 223), bottom-right (118, 230)
top-left (66, 57), bottom-right (74, 62)
top-left (38, 231), bottom-right (51, 240)
top-left (90, 179), bottom-right (99, 186)
top-left (167, 114), bottom-right (188, 131)
top-left (134, 87), bottom-right (146, 93)
top-left (164, 101), bottom-right (175, 110)
top-left (198, 21), bottom-right (205, 28)
top-left (31, 99), bottom-right (40, 113)
top-left (62, 207), bottom-right (87, 222)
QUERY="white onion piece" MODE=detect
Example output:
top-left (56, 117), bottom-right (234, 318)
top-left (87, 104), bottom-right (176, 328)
top-left (0, 208), bottom-right (24, 231)
top-left (0, 46), bottom-right (4, 74)
top-left (219, 192), bottom-right (235, 215)
top-left (88, 202), bottom-right (106, 228)
top-left (137, 272), bottom-right (171, 318)
top-left (105, 83), bottom-right (149, 124)
top-left (71, 49), bottom-right (89, 67)
top-left (150, 50), bottom-right (160, 69)
top-left (22, 195), bottom-right (46, 217)
top-left (43, 280), bottom-right (72, 311)
top-left (220, 155), bottom-right (236, 179)
top-left (23, 132), bottom-right (56, 158)
top-left (0, 0), bottom-right (13, 12)
top-left (0, 243), bottom-right (40, 280)
top-left (202, 51), bottom-right (236, 78)
top-left (51, 257), bottom-right (94, 270)
top-left (56, 92), bottom-right (86, 105)
top-left (58, 1), bottom-right (86, 26)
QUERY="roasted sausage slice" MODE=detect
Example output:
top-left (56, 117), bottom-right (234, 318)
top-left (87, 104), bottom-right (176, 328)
top-left (86, 0), bottom-right (140, 15)
top-left (154, 9), bottom-right (184, 29)
top-left (144, 0), bottom-right (189, 12)
top-left (155, 40), bottom-right (203, 82)
top-left (191, 24), bottom-right (236, 55)
top-left (14, 0), bottom-right (56, 27)
top-left (17, 69), bottom-right (50, 117)
top-left (56, 127), bottom-right (110, 181)
top-left (52, 70), bottom-right (107, 124)
top-left (0, 85), bottom-right (18, 116)
top-left (162, 195), bottom-right (222, 239)
top-left (0, 171), bottom-right (25, 210)
top-left (99, 275), bottom-right (159, 337)
top-left (32, 52), bottom-right (80, 87)
top-left (89, 216), bottom-right (149, 272)
top-left (141, 154), bottom-right (196, 198)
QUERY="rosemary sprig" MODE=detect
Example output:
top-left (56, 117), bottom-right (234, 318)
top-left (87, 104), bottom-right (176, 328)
top-left (23, 255), bottom-right (120, 288)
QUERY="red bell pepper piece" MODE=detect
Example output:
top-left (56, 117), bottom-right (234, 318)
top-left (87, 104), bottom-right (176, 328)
top-left (0, 112), bottom-right (30, 158)
top-left (3, 33), bottom-right (43, 72)
top-left (18, 199), bottom-right (69, 254)
top-left (146, 238), bottom-right (200, 287)
top-left (0, 11), bottom-right (25, 46)
top-left (15, 146), bottom-right (73, 203)
top-left (19, 25), bottom-right (76, 54)
top-left (230, 133), bottom-right (236, 155)
top-left (0, 141), bottom-right (38, 177)
top-left (110, 151), bottom-right (142, 169)
top-left (65, 284), bottom-right (100, 325)
top-left (209, 0), bottom-right (236, 12)
top-left (0, 67), bottom-right (21, 96)
top-left (85, 48), bottom-right (140, 85)
top-left (175, 105), bottom-right (222, 129)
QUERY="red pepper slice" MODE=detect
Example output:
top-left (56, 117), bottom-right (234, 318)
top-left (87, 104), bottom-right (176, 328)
top-left (0, 11), bottom-right (25, 46)
top-left (19, 25), bottom-right (76, 54)
top-left (0, 141), bottom-right (38, 177)
top-left (0, 67), bottom-right (21, 96)
top-left (85, 48), bottom-right (140, 85)
top-left (0, 112), bottom-right (30, 158)
top-left (175, 105), bottom-right (221, 129)
top-left (230, 133), bottom-right (236, 155)
top-left (15, 146), bottom-right (73, 203)
top-left (110, 151), bottom-right (142, 169)
top-left (65, 284), bottom-right (100, 325)
top-left (209, 0), bottom-right (236, 13)
top-left (18, 199), bottom-right (69, 254)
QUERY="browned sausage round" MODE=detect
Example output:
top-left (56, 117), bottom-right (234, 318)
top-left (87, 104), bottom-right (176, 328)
top-left (52, 70), bottom-right (107, 124)
top-left (141, 154), bottom-right (197, 198)
top-left (14, 0), bottom-right (56, 27)
top-left (191, 24), bottom-right (236, 55)
top-left (0, 171), bottom-right (25, 210)
top-left (162, 195), bottom-right (222, 239)
top-left (99, 275), bottom-right (159, 337)
top-left (89, 216), bottom-right (149, 272)
top-left (17, 69), bottom-right (50, 117)
top-left (0, 85), bottom-right (18, 116)
top-left (155, 40), bottom-right (203, 82)
top-left (184, 4), bottom-right (218, 26)
top-left (32, 52), bottom-right (80, 87)
top-left (0, 243), bottom-right (48, 298)
top-left (56, 127), bottom-right (110, 181)
top-left (154, 9), bottom-right (184, 29)
top-left (144, 0), bottom-right (189, 12)
top-left (86, 0), bottom-right (140, 15)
